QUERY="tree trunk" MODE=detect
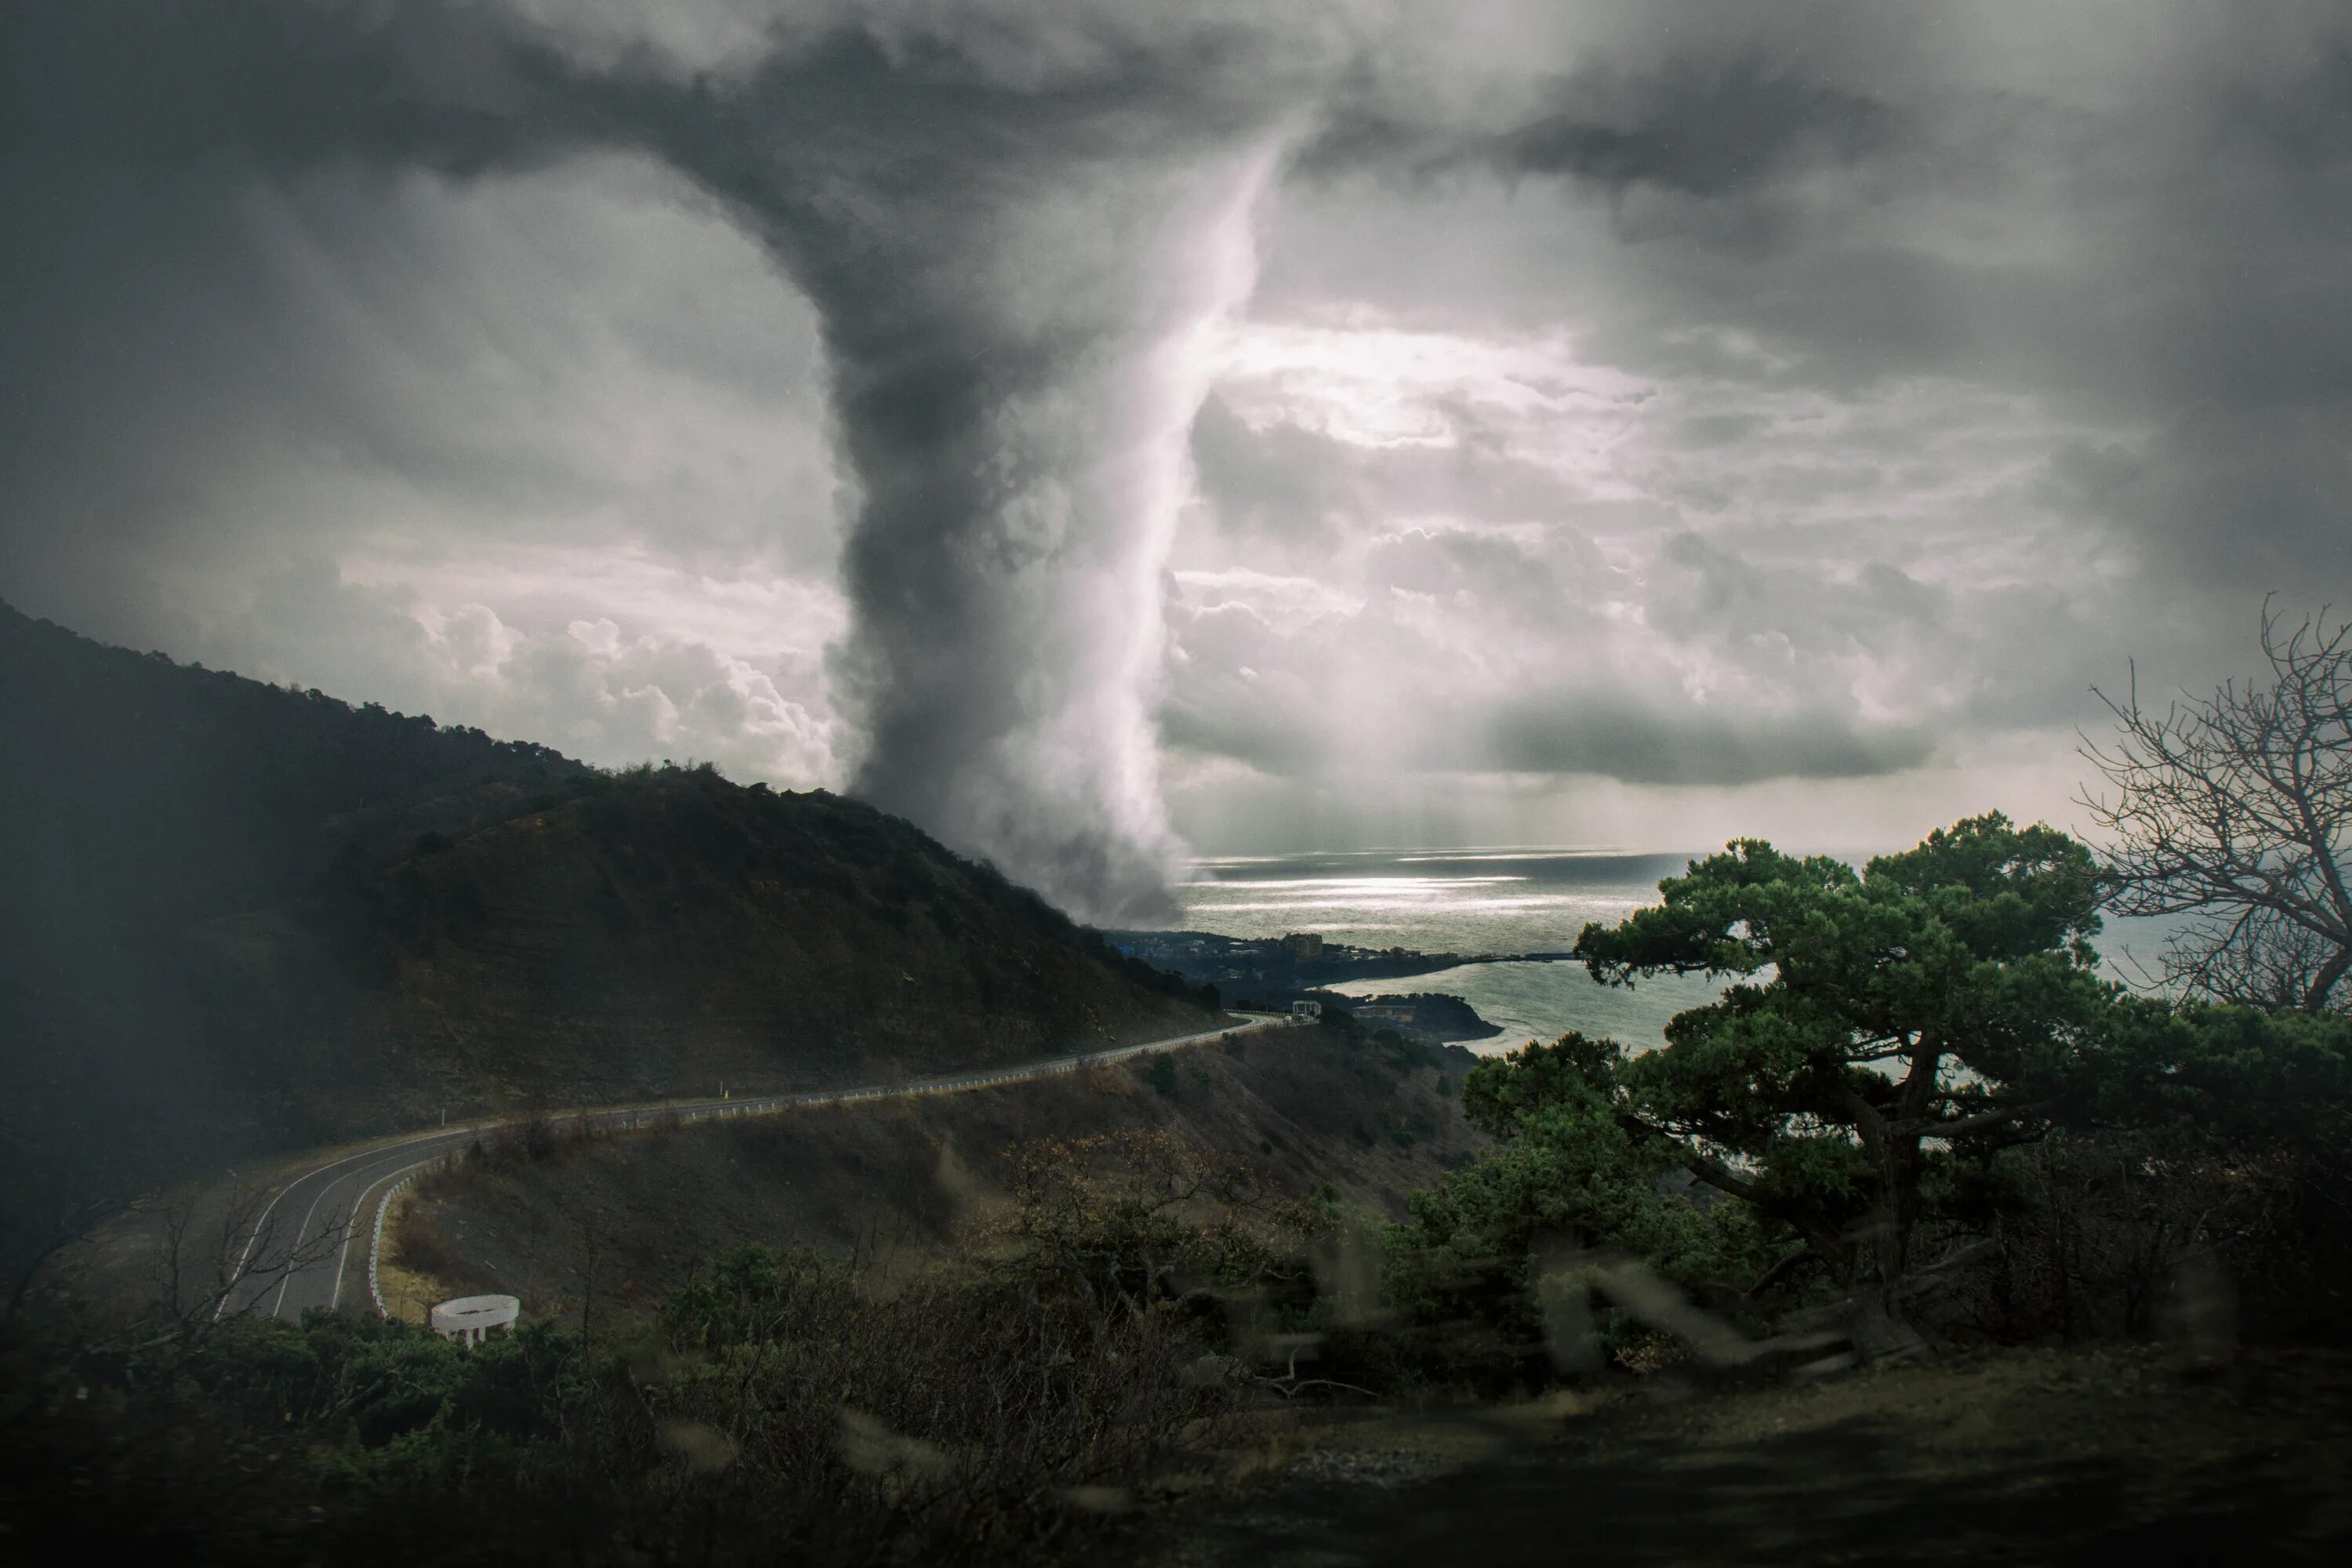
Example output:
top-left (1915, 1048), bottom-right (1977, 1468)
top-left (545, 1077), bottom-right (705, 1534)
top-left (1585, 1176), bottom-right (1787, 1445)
top-left (1848, 1280), bottom-right (1932, 1364)
top-left (1849, 1179), bottom-right (1933, 1364)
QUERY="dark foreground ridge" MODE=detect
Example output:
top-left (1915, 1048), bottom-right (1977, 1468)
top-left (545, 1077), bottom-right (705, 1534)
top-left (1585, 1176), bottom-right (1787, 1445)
top-left (0, 601), bottom-right (1216, 1279)
top-left (1152, 1346), bottom-right (2352, 1568)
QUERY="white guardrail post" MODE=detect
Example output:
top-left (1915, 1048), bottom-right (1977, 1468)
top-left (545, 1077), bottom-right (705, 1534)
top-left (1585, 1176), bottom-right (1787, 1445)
top-left (368, 1174), bottom-right (416, 1319)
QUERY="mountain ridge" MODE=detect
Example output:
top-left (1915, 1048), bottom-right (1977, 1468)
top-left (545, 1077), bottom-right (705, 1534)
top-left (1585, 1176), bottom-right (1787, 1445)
top-left (0, 600), bottom-right (1216, 1264)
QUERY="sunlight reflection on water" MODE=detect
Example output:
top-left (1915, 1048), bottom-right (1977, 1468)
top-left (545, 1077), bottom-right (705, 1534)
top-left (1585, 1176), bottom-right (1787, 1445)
top-left (1174, 849), bottom-right (1721, 1051)
top-left (1173, 848), bottom-right (2181, 1052)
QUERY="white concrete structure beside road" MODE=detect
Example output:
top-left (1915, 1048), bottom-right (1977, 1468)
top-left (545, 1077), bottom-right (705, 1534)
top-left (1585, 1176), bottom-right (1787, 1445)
top-left (430, 1294), bottom-right (521, 1345)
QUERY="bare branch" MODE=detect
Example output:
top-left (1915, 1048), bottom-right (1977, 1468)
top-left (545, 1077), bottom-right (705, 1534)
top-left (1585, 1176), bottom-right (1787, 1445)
top-left (2079, 599), bottom-right (2352, 1014)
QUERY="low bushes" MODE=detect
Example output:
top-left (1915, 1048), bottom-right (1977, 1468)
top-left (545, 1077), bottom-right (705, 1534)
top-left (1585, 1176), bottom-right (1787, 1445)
top-left (0, 1131), bottom-right (1333, 1565)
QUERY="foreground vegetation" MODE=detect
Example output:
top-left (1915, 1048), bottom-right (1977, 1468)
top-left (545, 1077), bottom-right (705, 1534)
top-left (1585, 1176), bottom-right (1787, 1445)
top-left (1388, 813), bottom-right (2352, 1383)
top-left (1, 1127), bottom-right (1352, 1565)
top-left (9, 810), bottom-right (2349, 1561)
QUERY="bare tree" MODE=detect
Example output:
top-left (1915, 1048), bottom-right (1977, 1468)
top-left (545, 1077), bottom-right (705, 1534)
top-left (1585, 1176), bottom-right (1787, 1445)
top-left (2080, 601), bottom-right (2352, 1014)
top-left (147, 1183), bottom-right (349, 1344)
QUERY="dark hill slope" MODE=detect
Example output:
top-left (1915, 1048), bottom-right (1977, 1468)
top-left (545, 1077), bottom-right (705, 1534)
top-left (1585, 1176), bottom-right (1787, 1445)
top-left (0, 602), bottom-right (1214, 1258)
top-left (348, 771), bottom-right (1215, 1123)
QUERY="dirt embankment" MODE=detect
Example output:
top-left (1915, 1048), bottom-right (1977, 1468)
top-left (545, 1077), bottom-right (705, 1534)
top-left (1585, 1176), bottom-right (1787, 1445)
top-left (386, 1026), bottom-right (1483, 1322)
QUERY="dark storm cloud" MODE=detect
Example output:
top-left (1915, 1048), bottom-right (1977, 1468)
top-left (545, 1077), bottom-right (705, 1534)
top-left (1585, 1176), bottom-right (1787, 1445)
top-left (1482, 694), bottom-right (1932, 787)
top-left (0, 0), bottom-right (625, 644)
top-left (1494, 60), bottom-right (1889, 198)
top-left (2219, 34), bottom-right (2352, 173)
top-left (1297, 35), bottom-right (1901, 272)
top-left (1304, 53), bottom-right (1891, 204)
top-left (2053, 411), bottom-right (2352, 593)
top-left (1157, 686), bottom-right (1326, 778)
top-left (0, 0), bottom-right (1346, 921)
top-left (12, 1), bottom-right (2352, 866)
top-left (1253, 2), bottom-right (2352, 771)
top-left (1292, 5), bottom-right (2352, 399)
top-left (0, 1), bottom-right (579, 172)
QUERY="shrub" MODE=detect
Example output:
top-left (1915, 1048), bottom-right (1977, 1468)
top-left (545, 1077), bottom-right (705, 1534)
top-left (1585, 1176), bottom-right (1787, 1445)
top-left (0, 1131), bottom-right (1363, 1565)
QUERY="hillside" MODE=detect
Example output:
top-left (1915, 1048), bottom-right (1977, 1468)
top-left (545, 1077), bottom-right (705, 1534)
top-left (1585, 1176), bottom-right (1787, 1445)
top-left (378, 1022), bottom-right (1484, 1326)
top-left (0, 601), bottom-right (1217, 1269)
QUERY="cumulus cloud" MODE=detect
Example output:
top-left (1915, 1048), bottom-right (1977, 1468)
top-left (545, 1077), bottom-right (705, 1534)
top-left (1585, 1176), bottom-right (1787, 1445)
top-left (1157, 0), bottom-right (2350, 850)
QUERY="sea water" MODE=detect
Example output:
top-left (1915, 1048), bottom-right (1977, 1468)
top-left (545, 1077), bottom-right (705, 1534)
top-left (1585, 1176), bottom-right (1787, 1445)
top-left (1174, 848), bottom-right (1726, 1053)
top-left (1174, 847), bottom-right (2180, 1055)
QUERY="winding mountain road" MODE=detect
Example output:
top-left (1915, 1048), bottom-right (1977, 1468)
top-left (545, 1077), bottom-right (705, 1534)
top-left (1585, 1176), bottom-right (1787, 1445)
top-left (218, 1012), bottom-right (1287, 1323)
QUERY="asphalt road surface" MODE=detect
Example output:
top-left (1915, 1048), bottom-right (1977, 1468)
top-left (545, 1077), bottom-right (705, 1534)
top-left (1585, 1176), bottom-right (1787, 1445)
top-left (219, 1012), bottom-right (1288, 1323)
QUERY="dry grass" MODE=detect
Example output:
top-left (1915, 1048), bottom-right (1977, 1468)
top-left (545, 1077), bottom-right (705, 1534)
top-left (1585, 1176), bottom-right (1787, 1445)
top-left (386, 1029), bottom-right (1482, 1327)
top-left (374, 1187), bottom-right (446, 1326)
top-left (1083, 1062), bottom-right (1138, 1097)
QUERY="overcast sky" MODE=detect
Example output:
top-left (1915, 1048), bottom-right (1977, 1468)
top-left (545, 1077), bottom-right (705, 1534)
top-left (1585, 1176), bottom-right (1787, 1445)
top-left (4, 2), bottom-right (2348, 920)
